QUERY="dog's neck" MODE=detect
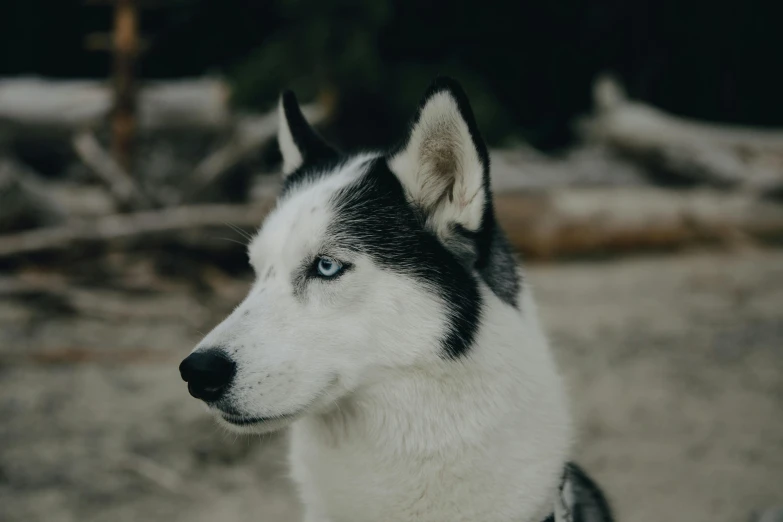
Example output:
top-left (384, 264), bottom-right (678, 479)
top-left (289, 287), bottom-right (573, 522)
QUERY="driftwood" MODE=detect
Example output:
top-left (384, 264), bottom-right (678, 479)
top-left (579, 76), bottom-right (783, 192)
top-left (0, 203), bottom-right (273, 258)
top-left (490, 145), bottom-right (647, 191)
top-left (42, 183), bottom-right (116, 218)
top-left (495, 187), bottom-right (783, 259)
top-left (2, 73), bottom-right (781, 262)
top-left (0, 77), bottom-right (231, 136)
top-left (1, 188), bottom-right (782, 260)
top-left (72, 131), bottom-right (153, 209)
top-left (0, 77), bottom-right (330, 211)
top-left (0, 158), bottom-right (65, 231)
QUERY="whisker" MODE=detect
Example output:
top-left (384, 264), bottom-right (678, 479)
top-left (224, 222), bottom-right (254, 242)
top-left (217, 237), bottom-right (249, 247)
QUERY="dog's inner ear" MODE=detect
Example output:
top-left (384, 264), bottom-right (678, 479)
top-left (278, 91), bottom-right (337, 176)
top-left (388, 79), bottom-right (490, 237)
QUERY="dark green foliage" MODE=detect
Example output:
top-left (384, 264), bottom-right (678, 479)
top-left (230, 0), bottom-right (389, 111)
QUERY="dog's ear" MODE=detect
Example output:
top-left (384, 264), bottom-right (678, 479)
top-left (278, 91), bottom-right (337, 176)
top-left (388, 78), bottom-right (491, 238)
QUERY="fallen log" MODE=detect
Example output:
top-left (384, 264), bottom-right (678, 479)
top-left (490, 145), bottom-right (647, 191)
top-left (578, 75), bottom-right (783, 192)
top-left (496, 187), bottom-right (783, 259)
top-left (0, 77), bottom-right (231, 136)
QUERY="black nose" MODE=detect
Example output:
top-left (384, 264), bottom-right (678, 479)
top-left (179, 349), bottom-right (236, 402)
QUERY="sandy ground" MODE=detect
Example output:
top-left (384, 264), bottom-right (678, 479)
top-left (1, 249), bottom-right (782, 522)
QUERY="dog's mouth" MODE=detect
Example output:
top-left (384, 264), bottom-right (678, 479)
top-left (218, 411), bottom-right (298, 427)
top-left (213, 376), bottom-right (341, 433)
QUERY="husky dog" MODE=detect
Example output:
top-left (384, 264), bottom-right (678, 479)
top-left (180, 78), bottom-right (613, 522)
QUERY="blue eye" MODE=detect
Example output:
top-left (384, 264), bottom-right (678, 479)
top-left (316, 257), bottom-right (343, 278)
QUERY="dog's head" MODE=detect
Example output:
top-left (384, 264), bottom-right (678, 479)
top-left (180, 78), bottom-right (520, 433)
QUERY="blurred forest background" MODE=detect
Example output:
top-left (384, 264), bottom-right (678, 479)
top-left (3, 0), bottom-right (783, 148)
top-left (1, 2), bottom-right (783, 522)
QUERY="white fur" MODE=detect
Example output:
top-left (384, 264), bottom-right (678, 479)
top-left (189, 93), bottom-right (573, 522)
top-left (290, 287), bottom-right (571, 522)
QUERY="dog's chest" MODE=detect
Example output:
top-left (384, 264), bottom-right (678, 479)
top-left (288, 420), bottom-right (556, 522)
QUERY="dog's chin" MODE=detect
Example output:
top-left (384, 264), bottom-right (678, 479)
top-left (214, 410), bottom-right (301, 434)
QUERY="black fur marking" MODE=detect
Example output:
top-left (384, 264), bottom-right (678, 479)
top-left (452, 223), bottom-right (520, 307)
top-left (392, 77), bottom-right (520, 307)
top-left (331, 159), bottom-right (482, 359)
top-left (478, 227), bottom-right (520, 307)
top-left (281, 155), bottom-right (345, 196)
top-left (565, 462), bottom-right (614, 522)
top-left (446, 224), bottom-right (480, 269)
top-left (281, 90), bottom-right (338, 165)
top-left (279, 90), bottom-right (339, 194)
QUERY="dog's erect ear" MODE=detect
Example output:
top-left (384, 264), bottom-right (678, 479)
top-left (277, 91), bottom-right (337, 176)
top-left (388, 78), bottom-right (491, 237)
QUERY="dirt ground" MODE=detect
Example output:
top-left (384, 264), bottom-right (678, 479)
top-left (1, 249), bottom-right (782, 522)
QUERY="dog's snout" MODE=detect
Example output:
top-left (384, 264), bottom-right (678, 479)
top-left (179, 349), bottom-right (236, 402)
